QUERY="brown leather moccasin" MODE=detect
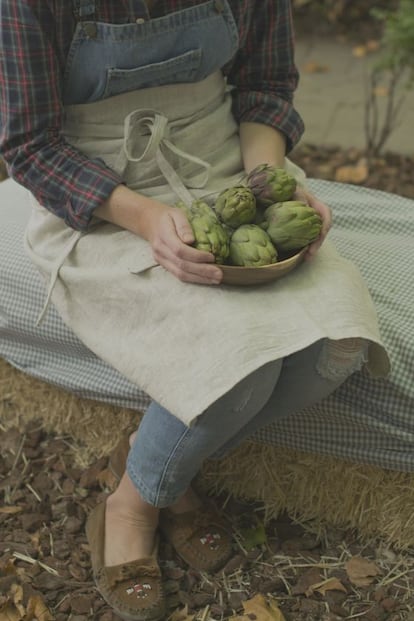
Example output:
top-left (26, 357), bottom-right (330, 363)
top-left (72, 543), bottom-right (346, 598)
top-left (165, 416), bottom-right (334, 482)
top-left (86, 500), bottom-right (166, 621)
top-left (108, 436), bottom-right (234, 573)
top-left (159, 504), bottom-right (233, 573)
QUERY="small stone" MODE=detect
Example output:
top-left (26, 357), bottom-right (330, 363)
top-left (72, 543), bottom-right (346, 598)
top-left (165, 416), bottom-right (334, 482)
top-left (178, 590), bottom-right (192, 607)
top-left (223, 554), bottom-right (247, 574)
top-left (33, 572), bottom-right (64, 591)
top-left (192, 592), bottom-right (215, 607)
top-left (164, 566), bottom-right (185, 580)
top-left (163, 580), bottom-right (180, 595)
top-left (381, 598), bottom-right (398, 613)
top-left (260, 578), bottom-right (284, 594)
top-left (20, 513), bottom-right (49, 532)
top-left (228, 591), bottom-right (247, 611)
top-left (57, 596), bottom-right (71, 613)
top-left (246, 548), bottom-right (262, 560)
top-left (210, 603), bottom-right (226, 617)
top-left (68, 563), bottom-right (89, 582)
top-left (64, 516), bottom-right (83, 534)
top-left (70, 595), bottom-right (94, 615)
top-left (61, 479), bottom-right (75, 494)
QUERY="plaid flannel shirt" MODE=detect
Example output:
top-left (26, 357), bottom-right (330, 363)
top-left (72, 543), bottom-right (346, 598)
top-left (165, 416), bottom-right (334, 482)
top-left (0, 0), bottom-right (304, 230)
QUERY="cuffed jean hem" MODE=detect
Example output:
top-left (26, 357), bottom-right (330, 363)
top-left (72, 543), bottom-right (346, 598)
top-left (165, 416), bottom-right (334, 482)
top-left (126, 459), bottom-right (181, 507)
top-left (126, 422), bottom-right (195, 507)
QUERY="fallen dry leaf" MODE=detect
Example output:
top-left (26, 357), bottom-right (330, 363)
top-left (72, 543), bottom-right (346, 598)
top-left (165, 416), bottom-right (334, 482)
top-left (352, 45), bottom-right (367, 58)
top-left (10, 585), bottom-right (25, 617)
top-left (352, 40), bottom-right (380, 57)
top-left (168, 604), bottom-right (195, 621)
top-left (0, 507), bottom-right (23, 515)
top-left (305, 577), bottom-right (348, 597)
top-left (230, 593), bottom-right (286, 621)
top-left (335, 159), bottom-right (368, 184)
top-left (0, 560), bottom-right (18, 577)
top-left (373, 86), bottom-right (389, 97)
top-left (0, 601), bottom-right (23, 621)
top-left (366, 39), bottom-right (381, 52)
top-left (303, 61), bottom-right (330, 74)
top-left (97, 467), bottom-right (118, 490)
top-left (292, 567), bottom-right (322, 595)
top-left (25, 595), bottom-right (54, 621)
top-left (345, 556), bottom-right (381, 587)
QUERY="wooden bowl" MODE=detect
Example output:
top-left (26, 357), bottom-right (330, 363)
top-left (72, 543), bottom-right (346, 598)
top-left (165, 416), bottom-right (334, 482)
top-left (219, 247), bottom-right (307, 286)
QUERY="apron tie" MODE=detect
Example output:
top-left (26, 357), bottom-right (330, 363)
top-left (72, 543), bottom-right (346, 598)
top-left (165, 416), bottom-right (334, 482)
top-left (36, 230), bottom-right (83, 325)
top-left (114, 108), bottom-right (211, 205)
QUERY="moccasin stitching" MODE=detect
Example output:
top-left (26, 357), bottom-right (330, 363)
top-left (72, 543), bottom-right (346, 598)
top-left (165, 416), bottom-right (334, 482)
top-left (96, 568), bottom-right (165, 619)
top-left (160, 508), bottom-right (233, 571)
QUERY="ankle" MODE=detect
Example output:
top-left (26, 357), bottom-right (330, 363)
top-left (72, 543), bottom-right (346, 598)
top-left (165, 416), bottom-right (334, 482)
top-left (108, 471), bottom-right (159, 520)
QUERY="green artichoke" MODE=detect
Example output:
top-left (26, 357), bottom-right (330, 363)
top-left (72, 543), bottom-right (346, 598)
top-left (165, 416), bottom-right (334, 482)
top-left (214, 186), bottom-right (256, 228)
top-left (176, 199), bottom-right (230, 264)
top-left (261, 201), bottom-right (322, 252)
top-left (229, 224), bottom-right (278, 267)
top-left (247, 164), bottom-right (297, 206)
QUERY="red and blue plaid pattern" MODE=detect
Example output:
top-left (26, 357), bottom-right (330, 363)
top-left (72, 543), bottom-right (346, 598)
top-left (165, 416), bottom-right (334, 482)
top-left (0, 1), bottom-right (303, 231)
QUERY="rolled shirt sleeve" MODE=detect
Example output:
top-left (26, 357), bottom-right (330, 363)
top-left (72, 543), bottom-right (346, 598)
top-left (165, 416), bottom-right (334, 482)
top-left (0, 1), bottom-right (122, 231)
top-left (226, 0), bottom-right (305, 153)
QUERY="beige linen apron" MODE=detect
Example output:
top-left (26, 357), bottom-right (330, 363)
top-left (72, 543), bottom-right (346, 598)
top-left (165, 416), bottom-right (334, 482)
top-left (25, 72), bottom-right (389, 424)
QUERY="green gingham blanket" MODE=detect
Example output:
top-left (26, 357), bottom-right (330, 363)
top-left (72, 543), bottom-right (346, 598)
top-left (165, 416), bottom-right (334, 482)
top-left (0, 178), bottom-right (413, 471)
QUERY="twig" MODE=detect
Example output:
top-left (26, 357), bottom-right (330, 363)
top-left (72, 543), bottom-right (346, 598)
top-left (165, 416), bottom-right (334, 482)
top-left (13, 551), bottom-right (59, 575)
top-left (25, 482), bottom-right (42, 502)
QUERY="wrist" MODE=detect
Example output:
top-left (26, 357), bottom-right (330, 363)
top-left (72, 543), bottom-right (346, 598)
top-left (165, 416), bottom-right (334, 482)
top-left (95, 184), bottom-right (166, 239)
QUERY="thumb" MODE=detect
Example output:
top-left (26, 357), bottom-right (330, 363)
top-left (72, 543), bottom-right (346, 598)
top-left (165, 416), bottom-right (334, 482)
top-left (172, 209), bottom-right (194, 244)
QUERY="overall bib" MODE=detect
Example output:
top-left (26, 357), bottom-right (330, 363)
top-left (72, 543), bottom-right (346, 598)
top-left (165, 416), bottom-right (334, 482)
top-left (25, 0), bottom-right (389, 425)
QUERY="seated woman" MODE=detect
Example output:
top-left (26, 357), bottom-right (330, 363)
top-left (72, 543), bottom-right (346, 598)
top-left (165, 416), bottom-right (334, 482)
top-left (0, 1), bottom-right (397, 620)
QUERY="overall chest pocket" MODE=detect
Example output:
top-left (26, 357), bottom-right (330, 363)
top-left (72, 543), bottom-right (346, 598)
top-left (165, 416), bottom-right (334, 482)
top-left (103, 48), bottom-right (202, 98)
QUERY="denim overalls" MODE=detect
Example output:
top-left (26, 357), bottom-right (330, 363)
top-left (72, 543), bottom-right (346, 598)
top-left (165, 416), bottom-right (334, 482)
top-left (64, 0), bottom-right (239, 106)
top-left (25, 0), bottom-right (383, 428)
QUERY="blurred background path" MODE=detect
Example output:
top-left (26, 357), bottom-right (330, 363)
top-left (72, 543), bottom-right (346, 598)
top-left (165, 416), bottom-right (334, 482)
top-left (294, 35), bottom-right (414, 155)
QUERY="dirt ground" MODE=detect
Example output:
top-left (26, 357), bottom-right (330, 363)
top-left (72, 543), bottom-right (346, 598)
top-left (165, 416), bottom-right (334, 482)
top-left (2, 422), bottom-right (414, 621)
top-left (290, 145), bottom-right (414, 201)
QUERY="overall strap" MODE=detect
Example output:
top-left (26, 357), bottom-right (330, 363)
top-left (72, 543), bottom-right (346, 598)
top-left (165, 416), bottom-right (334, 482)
top-left (72, 0), bottom-right (96, 21)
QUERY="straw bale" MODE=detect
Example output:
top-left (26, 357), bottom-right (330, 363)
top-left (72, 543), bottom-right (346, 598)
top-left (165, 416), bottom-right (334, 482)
top-left (200, 443), bottom-right (414, 549)
top-left (2, 356), bottom-right (414, 548)
top-left (0, 358), bottom-right (141, 464)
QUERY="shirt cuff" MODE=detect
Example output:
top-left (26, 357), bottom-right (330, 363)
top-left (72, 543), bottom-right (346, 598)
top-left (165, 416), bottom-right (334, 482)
top-left (232, 91), bottom-right (305, 153)
top-left (33, 158), bottom-right (123, 232)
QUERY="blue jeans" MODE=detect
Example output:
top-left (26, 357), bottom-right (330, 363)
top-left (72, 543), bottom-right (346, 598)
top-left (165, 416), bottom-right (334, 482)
top-left (126, 338), bottom-right (366, 506)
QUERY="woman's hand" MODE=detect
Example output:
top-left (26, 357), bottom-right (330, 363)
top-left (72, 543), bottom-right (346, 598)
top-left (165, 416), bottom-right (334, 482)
top-left (293, 187), bottom-right (332, 259)
top-left (96, 185), bottom-right (223, 285)
top-left (143, 204), bottom-right (223, 285)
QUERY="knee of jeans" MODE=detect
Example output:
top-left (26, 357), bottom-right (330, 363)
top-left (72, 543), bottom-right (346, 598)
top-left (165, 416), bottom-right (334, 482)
top-left (316, 337), bottom-right (368, 382)
top-left (228, 359), bottom-right (283, 415)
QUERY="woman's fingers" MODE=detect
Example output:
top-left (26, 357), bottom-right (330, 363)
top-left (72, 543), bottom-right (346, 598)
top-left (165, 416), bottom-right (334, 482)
top-left (170, 207), bottom-right (195, 245)
top-left (151, 208), bottom-right (223, 284)
top-left (294, 188), bottom-right (332, 259)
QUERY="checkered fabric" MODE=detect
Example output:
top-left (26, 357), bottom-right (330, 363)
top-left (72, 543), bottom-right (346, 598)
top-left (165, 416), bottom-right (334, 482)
top-left (1, 178), bottom-right (413, 471)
